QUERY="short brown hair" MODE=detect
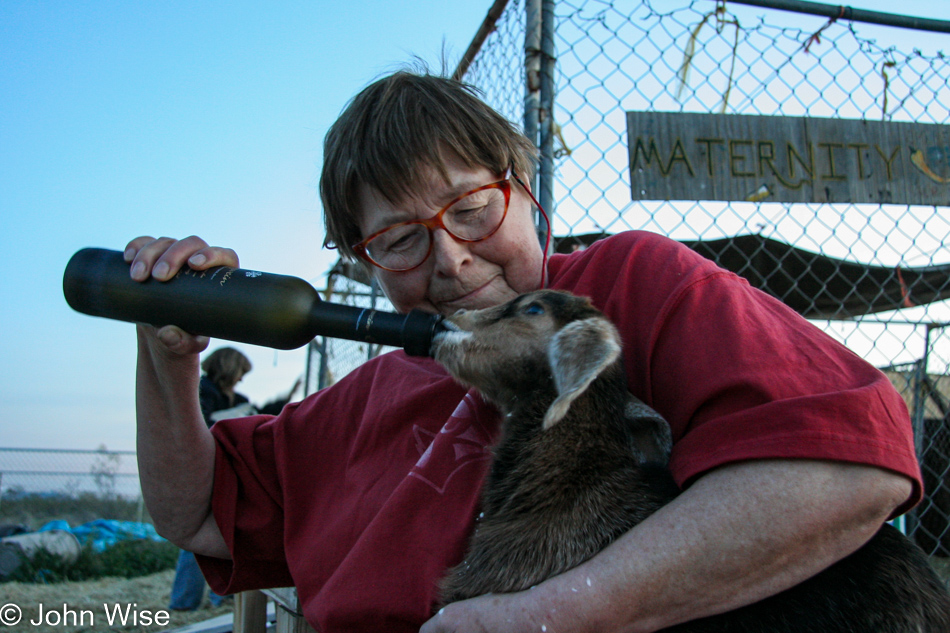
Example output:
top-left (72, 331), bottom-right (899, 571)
top-left (202, 347), bottom-right (252, 391)
top-left (320, 70), bottom-right (537, 260)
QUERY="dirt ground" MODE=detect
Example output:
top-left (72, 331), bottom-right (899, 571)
top-left (1, 570), bottom-right (233, 633)
top-left (2, 559), bottom-right (948, 633)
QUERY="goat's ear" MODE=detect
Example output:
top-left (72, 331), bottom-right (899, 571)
top-left (543, 318), bottom-right (621, 430)
top-left (624, 396), bottom-right (672, 466)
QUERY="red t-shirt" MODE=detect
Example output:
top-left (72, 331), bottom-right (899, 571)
top-left (198, 231), bottom-right (921, 632)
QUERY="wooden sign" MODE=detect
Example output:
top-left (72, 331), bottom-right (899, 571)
top-left (626, 111), bottom-right (950, 205)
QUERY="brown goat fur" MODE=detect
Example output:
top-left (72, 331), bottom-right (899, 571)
top-left (431, 289), bottom-right (950, 632)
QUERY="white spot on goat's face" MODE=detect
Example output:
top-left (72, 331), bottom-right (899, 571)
top-left (432, 329), bottom-right (474, 350)
top-left (432, 293), bottom-right (559, 395)
top-left (431, 290), bottom-right (615, 414)
top-left (430, 319), bottom-right (474, 374)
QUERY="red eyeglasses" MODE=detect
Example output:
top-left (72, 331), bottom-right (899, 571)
top-left (352, 166), bottom-right (551, 275)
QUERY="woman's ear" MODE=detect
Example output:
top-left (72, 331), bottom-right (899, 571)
top-left (543, 317), bottom-right (621, 430)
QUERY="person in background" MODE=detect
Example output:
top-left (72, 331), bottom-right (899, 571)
top-left (169, 346), bottom-right (300, 611)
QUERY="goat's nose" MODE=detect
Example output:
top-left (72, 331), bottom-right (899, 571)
top-left (453, 309), bottom-right (468, 316)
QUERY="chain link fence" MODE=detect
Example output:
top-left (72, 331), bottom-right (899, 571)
top-left (886, 323), bottom-right (950, 558)
top-left (307, 0), bottom-right (950, 566)
top-left (459, 0), bottom-right (950, 565)
top-left (0, 447), bottom-right (141, 501)
top-left (305, 262), bottom-right (397, 394)
top-left (307, 0), bottom-right (949, 569)
top-left (0, 447), bottom-right (152, 534)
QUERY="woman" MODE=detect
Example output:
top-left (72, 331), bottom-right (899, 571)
top-left (125, 71), bottom-right (918, 633)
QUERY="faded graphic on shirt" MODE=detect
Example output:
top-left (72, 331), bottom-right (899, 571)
top-left (408, 390), bottom-right (497, 494)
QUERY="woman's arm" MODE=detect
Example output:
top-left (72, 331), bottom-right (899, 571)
top-left (128, 235), bottom-right (239, 558)
top-left (423, 458), bottom-right (913, 633)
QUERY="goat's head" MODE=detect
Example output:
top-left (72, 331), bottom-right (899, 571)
top-left (431, 290), bottom-right (623, 430)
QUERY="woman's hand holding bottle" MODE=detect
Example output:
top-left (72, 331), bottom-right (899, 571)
top-left (124, 235), bottom-right (239, 355)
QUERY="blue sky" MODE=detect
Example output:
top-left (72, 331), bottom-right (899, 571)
top-left (1, 1), bottom-right (494, 450)
top-left (2, 1), bottom-right (949, 451)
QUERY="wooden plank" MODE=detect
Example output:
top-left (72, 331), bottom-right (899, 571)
top-left (626, 111), bottom-right (950, 205)
top-left (262, 587), bottom-right (301, 613)
top-left (275, 607), bottom-right (317, 633)
top-left (262, 587), bottom-right (317, 633)
top-left (233, 591), bottom-right (268, 633)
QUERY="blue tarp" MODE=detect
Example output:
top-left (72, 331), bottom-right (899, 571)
top-left (38, 519), bottom-right (166, 552)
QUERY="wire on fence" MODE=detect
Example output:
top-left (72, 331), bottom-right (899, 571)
top-left (305, 0), bottom-right (950, 565)
top-left (0, 447), bottom-right (141, 500)
top-left (456, 0), bottom-right (950, 561)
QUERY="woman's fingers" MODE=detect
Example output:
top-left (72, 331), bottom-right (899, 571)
top-left (127, 236), bottom-right (183, 280)
top-left (123, 235), bottom-right (158, 262)
top-left (123, 236), bottom-right (239, 282)
top-left (154, 326), bottom-right (211, 355)
top-left (123, 235), bottom-right (237, 355)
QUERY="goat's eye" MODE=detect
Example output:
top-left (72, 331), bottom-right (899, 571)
top-left (523, 303), bottom-right (545, 316)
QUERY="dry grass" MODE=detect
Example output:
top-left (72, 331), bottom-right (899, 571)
top-left (2, 558), bottom-right (946, 633)
top-left (1, 570), bottom-right (232, 632)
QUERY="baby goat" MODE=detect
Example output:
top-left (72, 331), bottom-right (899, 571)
top-left (431, 289), bottom-right (950, 632)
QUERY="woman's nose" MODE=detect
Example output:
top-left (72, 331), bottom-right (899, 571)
top-left (430, 229), bottom-right (472, 278)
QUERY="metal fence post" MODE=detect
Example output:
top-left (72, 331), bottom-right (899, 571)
top-left (524, 0), bottom-right (544, 245)
top-left (538, 0), bottom-right (555, 253)
top-left (318, 336), bottom-right (330, 391)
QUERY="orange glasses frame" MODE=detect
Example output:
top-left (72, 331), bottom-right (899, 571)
top-left (353, 167), bottom-right (514, 272)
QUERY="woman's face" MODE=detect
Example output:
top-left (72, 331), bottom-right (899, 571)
top-left (356, 153), bottom-right (544, 315)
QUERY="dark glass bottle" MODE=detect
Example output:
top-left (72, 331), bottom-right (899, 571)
top-left (63, 248), bottom-right (444, 356)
